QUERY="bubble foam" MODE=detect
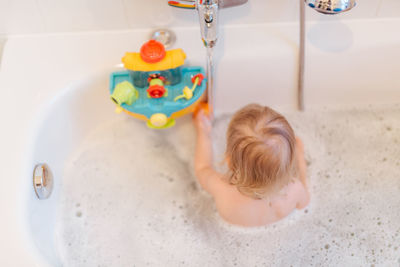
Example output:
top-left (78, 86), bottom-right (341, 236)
top-left (56, 104), bottom-right (400, 266)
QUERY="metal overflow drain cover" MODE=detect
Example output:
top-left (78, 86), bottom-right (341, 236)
top-left (33, 163), bottom-right (53, 199)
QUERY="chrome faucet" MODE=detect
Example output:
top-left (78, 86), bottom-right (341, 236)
top-left (305, 0), bottom-right (356, 14)
top-left (196, 0), bottom-right (247, 116)
top-left (196, 0), bottom-right (219, 48)
top-left (169, 0), bottom-right (248, 116)
top-left (195, 0), bottom-right (248, 48)
top-left (169, 0), bottom-right (247, 48)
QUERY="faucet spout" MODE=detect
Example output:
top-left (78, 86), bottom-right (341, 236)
top-left (168, 0), bottom-right (248, 116)
top-left (196, 0), bottom-right (219, 48)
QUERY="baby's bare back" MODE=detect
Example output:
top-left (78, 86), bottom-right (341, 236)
top-left (213, 178), bottom-right (309, 227)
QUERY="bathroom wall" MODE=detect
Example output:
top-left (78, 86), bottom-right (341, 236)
top-left (0, 38), bottom-right (5, 68)
top-left (0, 0), bottom-right (399, 35)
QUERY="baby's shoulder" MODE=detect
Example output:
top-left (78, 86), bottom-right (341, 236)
top-left (206, 173), bottom-right (235, 198)
top-left (286, 178), bottom-right (310, 209)
top-left (270, 179), bottom-right (306, 205)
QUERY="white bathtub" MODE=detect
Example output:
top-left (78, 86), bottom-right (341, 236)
top-left (0, 18), bottom-right (399, 266)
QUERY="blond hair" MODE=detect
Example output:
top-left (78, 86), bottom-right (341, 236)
top-left (225, 104), bottom-right (298, 199)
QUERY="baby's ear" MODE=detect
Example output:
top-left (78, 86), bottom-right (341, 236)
top-left (224, 155), bottom-right (230, 165)
top-left (217, 155), bottom-right (230, 169)
top-left (295, 137), bottom-right (304, 152)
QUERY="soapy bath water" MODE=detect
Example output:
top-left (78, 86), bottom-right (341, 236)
top-left (56, 104), bottom-right (400, 266)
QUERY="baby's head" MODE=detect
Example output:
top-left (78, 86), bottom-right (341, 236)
top-left (225, 104), bottom-right (297, 199)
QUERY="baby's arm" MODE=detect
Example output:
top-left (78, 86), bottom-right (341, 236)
top-left (295, 137), bottom-right (310, 209)
top-left (193, 110), bottom-right (224, 196)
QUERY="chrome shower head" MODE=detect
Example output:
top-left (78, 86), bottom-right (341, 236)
top-left (305, 0), bottom-right (356, 15)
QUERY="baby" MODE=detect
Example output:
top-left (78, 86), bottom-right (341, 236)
top-left (193, 104), bottom-right (310, 227)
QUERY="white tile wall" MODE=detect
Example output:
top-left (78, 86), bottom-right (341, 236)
top-left (0, 0), bottom-right (398, 35)
top-left (36, 0), bottom-right (128, 32)
top-left (377, 0), bottom-right (400, 17)
top-left (0, 0), bottom-right (44, 34)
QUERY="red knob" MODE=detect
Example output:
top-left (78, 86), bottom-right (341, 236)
top-left (147, 85), bottom-right (166, 98)
top-left (191, 73), bottom-right (205, 85)
top-left (140, 40), bottom-right (166, 63)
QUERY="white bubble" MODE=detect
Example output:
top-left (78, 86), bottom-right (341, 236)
top-left (56, 104), bottom-right (400, 266)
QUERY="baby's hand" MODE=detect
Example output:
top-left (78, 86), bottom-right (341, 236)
top-left (193, 108), bottom-right (212, 136)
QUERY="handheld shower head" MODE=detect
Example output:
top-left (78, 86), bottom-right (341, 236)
top-left (305, 0), bottom-right (356, 14)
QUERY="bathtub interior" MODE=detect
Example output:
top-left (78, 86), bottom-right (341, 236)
top-left (21, 20), bottom-right (400, 266)
top-left (27, 74), bottom-right (400, 266)
top-left (27, 73), bottom-right (115, 266)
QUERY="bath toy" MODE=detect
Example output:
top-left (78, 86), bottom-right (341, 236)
top-left (110, 81), bottom-right (138, 113)
top-left (147, 74), bottom-right (168, 99)
top-left (109, 40), bottom-right (207, 129)
top-left (174, 73), bottom-right (204, 101)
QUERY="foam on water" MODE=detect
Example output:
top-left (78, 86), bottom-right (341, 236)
top-left (55, 104), bottom-right (400, 266)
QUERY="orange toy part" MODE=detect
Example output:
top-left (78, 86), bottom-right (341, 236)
top-left (140, 40), bottom-right (166, 63)
top-left (193, 102), bottom-right (210, 118)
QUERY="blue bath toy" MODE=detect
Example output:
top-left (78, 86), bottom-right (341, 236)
top-left (109, 40), bottom-right (207, 129)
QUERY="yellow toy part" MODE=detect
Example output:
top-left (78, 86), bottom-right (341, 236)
top-left (170, 94), bottom-right (206, 119)
top-left (115, 106), bottom-right (124, 114)
top-left (149, 113), bottom-right (168, 127)
top-left (122, 49), bottom-right (186, 72)
top-left (174, 86), bottom-right (193, 101)
top-left (174, 75), bottom-right (201, 101)
top-left (146, 113), bottom-right (175, 129)
top-left (147, 118), bottom-right (176, 129)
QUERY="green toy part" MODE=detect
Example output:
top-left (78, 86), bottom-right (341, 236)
top-left (149, 78), bottom-right (164, 87)
top-left (111, 81), bottom-right (138, 106)
top-left (146, 119), bottom-right (176, 129)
